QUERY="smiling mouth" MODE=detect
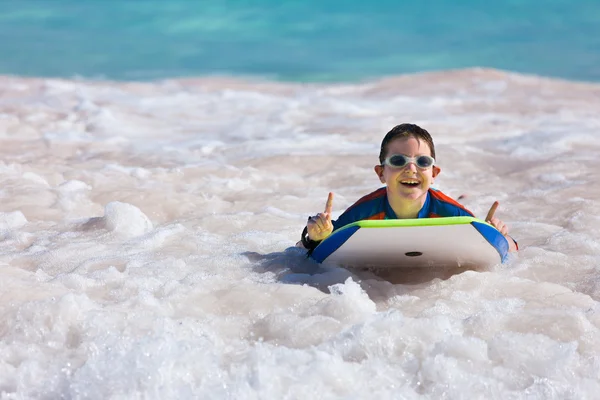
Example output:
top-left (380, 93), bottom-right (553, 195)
top-left (400, 180), bottom-right (420, 187)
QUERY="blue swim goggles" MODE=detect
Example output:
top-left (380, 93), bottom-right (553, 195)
top-left (382, 154), bottom-right (435, 169)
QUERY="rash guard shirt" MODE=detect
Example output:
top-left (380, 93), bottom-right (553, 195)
top-left (331, 187), bottom-right (474, 231)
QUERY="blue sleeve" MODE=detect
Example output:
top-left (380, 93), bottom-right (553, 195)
top-left (332, 208), bottom-right (360, 232)
top-left (331, 195), bottom-right (387, 231)
top-left (455, 207), bottom-right (475, 217)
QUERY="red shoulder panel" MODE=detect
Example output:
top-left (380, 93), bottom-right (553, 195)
top-left (428, 189), bottom-right (475, 216)
top-left (365, 212), bottom-right (386, 220)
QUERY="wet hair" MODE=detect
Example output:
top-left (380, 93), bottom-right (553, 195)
top-left (378, 123), bottom-right (436, 164)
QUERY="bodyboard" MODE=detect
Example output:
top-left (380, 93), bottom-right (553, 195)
top-left (310, 217), bottom-right (509, 269)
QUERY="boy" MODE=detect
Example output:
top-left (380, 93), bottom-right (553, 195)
top-left (300, 123), bottom-right (518, 252)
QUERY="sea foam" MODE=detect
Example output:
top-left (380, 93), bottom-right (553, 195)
top-left (1, 69), bottom-right (599, 398)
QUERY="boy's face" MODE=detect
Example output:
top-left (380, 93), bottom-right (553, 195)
top-left (374, 136), bottom-right (441, 202)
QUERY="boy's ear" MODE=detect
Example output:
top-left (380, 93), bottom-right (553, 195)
top-left (432, 165), bottom-right (441, 178)
top-left (374, 165), bottom-right (385, 183)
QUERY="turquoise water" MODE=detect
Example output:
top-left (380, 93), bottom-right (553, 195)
top-left (1, 0), bottom-right (599, 82)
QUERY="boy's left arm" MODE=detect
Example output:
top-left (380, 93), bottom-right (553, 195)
top-left (485, 201), bottom-right (518, 252)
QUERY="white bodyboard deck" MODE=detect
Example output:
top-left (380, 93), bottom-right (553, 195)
top-left (310, 217), bottom-right (509, 269)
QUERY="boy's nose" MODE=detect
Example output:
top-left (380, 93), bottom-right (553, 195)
top-left (405, 162), bottom-right (418, 172)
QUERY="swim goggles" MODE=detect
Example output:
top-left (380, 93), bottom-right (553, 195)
top-left (382, 154), bottom-right (435, 169)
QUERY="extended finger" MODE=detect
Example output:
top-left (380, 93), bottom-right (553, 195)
top-left (324, 192), bottom-right (334, 214)
top-left (485, 201), bottom-right (499, 222)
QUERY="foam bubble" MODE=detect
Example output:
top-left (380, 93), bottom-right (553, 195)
top-left (0, 211), bottom-right (27, 230)
top-left (103, 201), bottom-right (153, 238)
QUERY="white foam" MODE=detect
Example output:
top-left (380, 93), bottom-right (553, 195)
top-left (0, 211), bottom-right (27, 230)
top-left (103, 201), bottom-right (154, 238)
top-left (1, 69), bottom-right (600, 398)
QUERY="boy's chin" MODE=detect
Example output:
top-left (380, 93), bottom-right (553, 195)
top-left (400, 193), bottom-right (425, 201)
top-left (394, 187), bottom-right (426, 200)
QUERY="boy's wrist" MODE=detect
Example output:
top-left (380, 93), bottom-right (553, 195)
top-left (301, 226), bottom-right (321, 250)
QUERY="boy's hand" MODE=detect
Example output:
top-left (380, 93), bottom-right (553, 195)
top-left (307, 192), bottom-right (334, 241)
top-left (485, 201), bottom-right (508, 235)
top-left (488, 216), bottom-right (508, 236)
top-left (486, 201), bottom-right (518, 252)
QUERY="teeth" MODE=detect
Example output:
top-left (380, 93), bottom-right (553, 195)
top-left (401, 180), bottom-right (419, 184)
